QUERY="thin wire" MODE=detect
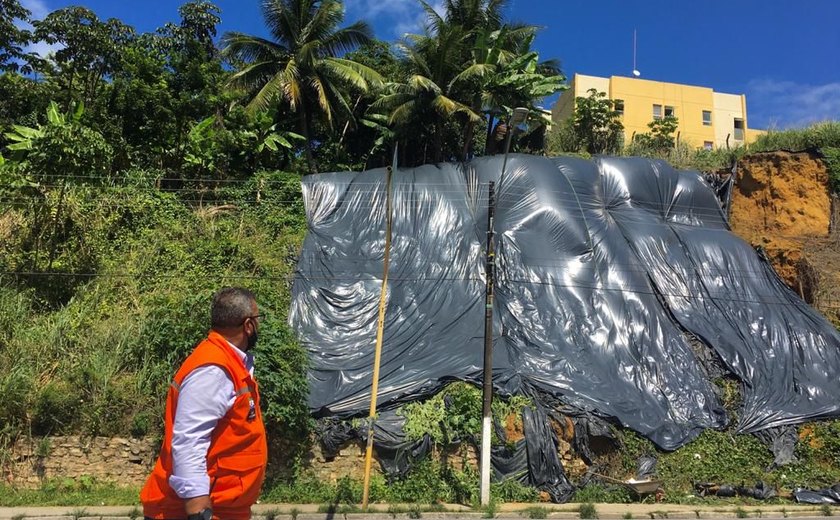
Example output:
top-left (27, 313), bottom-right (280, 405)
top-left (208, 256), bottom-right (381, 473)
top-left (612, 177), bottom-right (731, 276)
top-left (3, 180), bottom-right (800, 221)
top-left (4, 270), bottom-right (839, 309)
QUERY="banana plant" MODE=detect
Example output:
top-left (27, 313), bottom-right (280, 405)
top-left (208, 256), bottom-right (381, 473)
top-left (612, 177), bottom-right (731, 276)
top-left (247, 116), bottom-right (305, 154)
top-left (4, 100), bottom-right (85, 154)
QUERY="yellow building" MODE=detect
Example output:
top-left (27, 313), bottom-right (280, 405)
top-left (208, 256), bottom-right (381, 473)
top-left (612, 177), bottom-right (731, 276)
top-left (552, 74), bottom-right (765, 149)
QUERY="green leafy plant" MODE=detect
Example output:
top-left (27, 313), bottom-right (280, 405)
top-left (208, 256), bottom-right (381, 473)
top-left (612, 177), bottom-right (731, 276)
top-left (631, 116), bottom-right (679, 153)
top-left (579, 502), bottom-right (598, 519)
top-left (526, 506), bottom-right (549, 519)
top-left (483, 499), bottom-right (497, 518)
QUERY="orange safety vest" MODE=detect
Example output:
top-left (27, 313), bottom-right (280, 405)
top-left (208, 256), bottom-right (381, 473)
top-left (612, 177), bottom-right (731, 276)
top-left (141, 331), bottom-right (268, 520)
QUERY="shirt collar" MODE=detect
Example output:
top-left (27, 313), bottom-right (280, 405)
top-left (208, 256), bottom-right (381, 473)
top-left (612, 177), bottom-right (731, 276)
top-left (225, 339), bottom-right (248, 364)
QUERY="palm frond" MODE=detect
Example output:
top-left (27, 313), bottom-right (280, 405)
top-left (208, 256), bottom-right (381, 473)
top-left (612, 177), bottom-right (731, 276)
top-left (261, 0), bottom-right (299, 49)
top-left (408, 75), bottom-right (442, 94)
top-left (433, 95), bottom-right (481, 122)
top-left (280, 59), bottom-right (303, 109)
top-left (308, 74), bottom-right (332, 121)
top-left (221, 31), bottom-right (288, 62)
top-left (324, 57), bottom-right (383, 89)
top-left (389, 99), bottom-right (417, 125)
top-left (418, 0), bottom-right (445, 35)
top-left (245, 71), bottom-right (289, 113)
top-left (450, 63), bottom-right (496, 88)
top-left (228, 60), bottom-right (283, 92)
top-left (319, 22), bottom-right (375, 57)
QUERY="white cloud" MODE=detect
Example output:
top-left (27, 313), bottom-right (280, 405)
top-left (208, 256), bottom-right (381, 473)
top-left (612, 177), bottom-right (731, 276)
top-left (21, 0), bottom-right (51, 20)
top-left (15, 0), bottom-right (63, 59)
top-left (27, 39), bottom-right (62, 59)
top-left (747, 79), bottom-right (840, 130)
top-left (345, 0), bottom-right (445, 38)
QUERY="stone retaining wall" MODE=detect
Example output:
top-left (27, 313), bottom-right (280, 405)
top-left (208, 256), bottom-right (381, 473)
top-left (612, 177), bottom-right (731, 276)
top-left (3, 436), bottom-right (158, 487)
top-left (2, 436), bottom-right (481, 489)
top-left (2, 434), bottom-right (586, 488)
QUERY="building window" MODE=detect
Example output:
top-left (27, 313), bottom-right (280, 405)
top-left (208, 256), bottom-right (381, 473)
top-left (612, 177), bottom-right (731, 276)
top-left (653, 104), bottom-right (662, 120)
top-left (664, 106), bottom-right (675, 118)
top-left (734, 118), bottom-right (744, 140)
top-left (702, 110), bottom-right (712, 126)
top-left (614, 99), bottom-right (624, 116)
top-left (703, 141), bottom-right (714, 150)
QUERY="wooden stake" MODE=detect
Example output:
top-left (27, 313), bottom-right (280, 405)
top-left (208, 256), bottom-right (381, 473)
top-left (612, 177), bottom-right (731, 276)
top-left (361, 164), bottom-right (394, 509)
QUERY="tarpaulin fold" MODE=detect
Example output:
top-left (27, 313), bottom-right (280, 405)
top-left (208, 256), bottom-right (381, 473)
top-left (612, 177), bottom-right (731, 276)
top-left (291, 154), bottom-right (840, 483)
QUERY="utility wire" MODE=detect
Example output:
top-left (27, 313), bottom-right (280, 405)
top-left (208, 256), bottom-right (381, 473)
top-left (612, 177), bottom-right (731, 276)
top-left (3, 270), bottom-right (839, 309)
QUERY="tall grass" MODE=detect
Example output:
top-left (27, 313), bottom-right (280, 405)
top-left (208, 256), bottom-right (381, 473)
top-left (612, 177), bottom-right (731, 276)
top-left (751, 121), bottom-right (840, 152)
top-left (0, 171), bottom-right (310, 445)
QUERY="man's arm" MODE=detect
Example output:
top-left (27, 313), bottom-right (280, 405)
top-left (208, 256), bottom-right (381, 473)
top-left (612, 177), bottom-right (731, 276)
top-left (169, 365), bottom-right (235, 515)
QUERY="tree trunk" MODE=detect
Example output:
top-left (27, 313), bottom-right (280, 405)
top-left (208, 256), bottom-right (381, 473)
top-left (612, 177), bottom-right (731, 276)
top-left (298, 105), bottom-right (317, 174)
top-left (433, 122), bottom-right (443, 163)
top-left (66, 69), bottom-right (76, 108)
top-left (485, 113), bottom-right (495, 155)
top-left (338, 95), bottom-right (363, 148)
top-left (46, 179), bottom-right (68, 271)
top-left (461, 120), bottom-right (474, 162)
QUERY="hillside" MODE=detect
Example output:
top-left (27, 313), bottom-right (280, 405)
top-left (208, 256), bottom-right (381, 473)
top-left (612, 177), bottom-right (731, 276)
top-left (729, 151), bottom-right (840, 325)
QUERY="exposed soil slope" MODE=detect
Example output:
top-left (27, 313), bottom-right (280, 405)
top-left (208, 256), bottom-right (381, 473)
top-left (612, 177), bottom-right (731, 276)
top-left (728, 151), bottom-right (839, 323)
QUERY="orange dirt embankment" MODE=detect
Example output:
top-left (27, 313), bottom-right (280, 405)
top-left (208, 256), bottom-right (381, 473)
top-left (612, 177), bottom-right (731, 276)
top-left (728, 151), bottom-right (840, 323)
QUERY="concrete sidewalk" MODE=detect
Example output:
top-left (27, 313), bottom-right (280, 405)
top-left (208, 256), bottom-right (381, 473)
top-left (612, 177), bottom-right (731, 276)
top-left (0, 503), bottom-right (834, 520)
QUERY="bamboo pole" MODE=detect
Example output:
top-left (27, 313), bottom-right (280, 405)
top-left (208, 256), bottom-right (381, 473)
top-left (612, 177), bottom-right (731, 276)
top-left (361, 163), bottom-right (394, 509)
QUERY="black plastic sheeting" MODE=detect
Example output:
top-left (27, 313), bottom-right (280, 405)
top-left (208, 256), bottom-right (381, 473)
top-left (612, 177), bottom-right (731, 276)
top-left (695, 482), bottom-right (776, 500)
top-left (795, 484), bottom-right (840, 504)
top-left (290, 154), bottom-right (840, 482)
top-left (754, 426), bottom-right (799, 468)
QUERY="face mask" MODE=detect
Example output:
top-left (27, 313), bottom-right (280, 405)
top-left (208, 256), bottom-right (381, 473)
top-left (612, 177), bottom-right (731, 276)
top-left (246, 329), bottom-right (258, 350)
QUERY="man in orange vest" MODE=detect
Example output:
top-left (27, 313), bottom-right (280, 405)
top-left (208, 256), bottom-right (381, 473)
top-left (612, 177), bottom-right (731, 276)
top-left (141, 287), bottom-right (268, 520)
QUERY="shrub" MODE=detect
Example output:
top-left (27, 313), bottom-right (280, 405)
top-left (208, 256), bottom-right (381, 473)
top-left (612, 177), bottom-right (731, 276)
top-left (579, 502), bottom-right (598, 519)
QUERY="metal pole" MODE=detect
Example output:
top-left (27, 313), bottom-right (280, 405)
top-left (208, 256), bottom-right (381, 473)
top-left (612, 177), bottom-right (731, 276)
top-left (479, 180), bottom-right (496, 507)
top-left (479, 109), bottom-right (525, 507)
top-left (501, 108), bottom-right (528, 176)
top-left (500, 124), bottom-right (515, 178)
top-left (361, 163), bottom-right (394, 510)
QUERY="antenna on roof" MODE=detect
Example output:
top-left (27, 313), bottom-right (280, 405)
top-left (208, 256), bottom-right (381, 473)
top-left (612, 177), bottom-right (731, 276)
top-left (632, 29), bottom-right (641, 77)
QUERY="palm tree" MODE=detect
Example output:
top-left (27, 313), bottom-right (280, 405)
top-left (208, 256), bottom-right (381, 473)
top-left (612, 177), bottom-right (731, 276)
top-left (373, 25), bottom-right (480, 164)
top-left (451, 29), bottom-right (565, 155)
top-left (221, 0), bottom-right (382, 173)
top-left (373, 0), bottom-right (566, 164)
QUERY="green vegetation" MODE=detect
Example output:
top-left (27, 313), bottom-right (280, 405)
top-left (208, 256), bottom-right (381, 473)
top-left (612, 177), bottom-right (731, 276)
top-left (0, 0), bottom-right (564, 497)
top-left (260, 458), bottom-right (538, 506)
top-left (399, 381), bottom-right (531, 446)
top-left (579, 502), bottom-right (598, 519)
top-left (2, 0), bottom-right (840, 509)
top-left (611, 420), bottom-right (840, 497)
top-left (572, 484), bottom-right (632, 504)
top-left (0, 478), bottom-right (139, 506)
top-left (750, 122), bottom-right (840, 192)
top-left (551, 88), bottom-right (624, 155)
top-left (547, 96), bottom-right (840, 191)
top-left (750, 122), bottom-right (840, 152)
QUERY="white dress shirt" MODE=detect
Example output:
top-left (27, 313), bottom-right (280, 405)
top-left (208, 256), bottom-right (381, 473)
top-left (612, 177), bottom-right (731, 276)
top-left (168, 340), bottom-right (254, 499)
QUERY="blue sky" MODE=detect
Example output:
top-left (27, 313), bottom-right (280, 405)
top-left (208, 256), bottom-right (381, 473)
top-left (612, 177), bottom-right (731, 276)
top-left (19, 0), bottom-right (840, 129)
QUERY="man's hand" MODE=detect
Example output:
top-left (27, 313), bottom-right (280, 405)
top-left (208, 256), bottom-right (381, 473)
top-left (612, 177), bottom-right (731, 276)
top-left (185, 495), bottom-right (212, 515)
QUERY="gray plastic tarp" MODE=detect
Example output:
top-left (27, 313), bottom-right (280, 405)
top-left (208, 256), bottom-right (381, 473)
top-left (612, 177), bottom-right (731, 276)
top-left (289, 154), bottom-right (840, 451)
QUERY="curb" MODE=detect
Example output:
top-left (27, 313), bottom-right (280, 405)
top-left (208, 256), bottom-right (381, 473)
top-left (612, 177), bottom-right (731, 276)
top-left (0, 504), bottom-right (833, 520)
